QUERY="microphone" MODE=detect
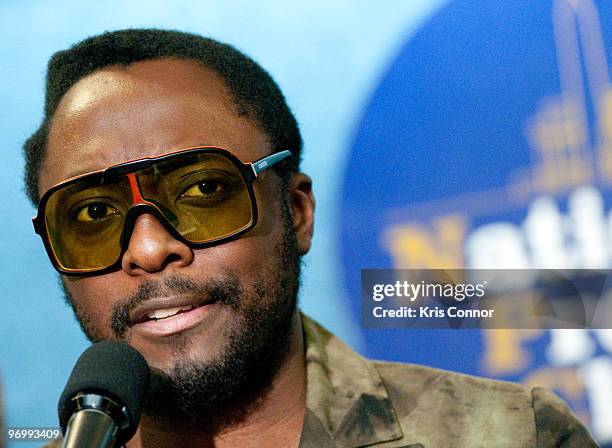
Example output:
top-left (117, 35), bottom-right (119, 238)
top-left (58, 341), bottom-right (150, 448)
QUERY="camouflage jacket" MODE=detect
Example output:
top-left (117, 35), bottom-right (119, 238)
top-left (299, 315), bottom-right (598, 448)
top-left (46, 314), bottom-right (598, 447)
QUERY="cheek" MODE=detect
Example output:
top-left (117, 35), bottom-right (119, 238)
top-left (248, 179), bottom-right (287, 250)
top-left (64, 274), bottom-right (124, 336)
top-left (190, 229), bottom-right (281, 281)
top-left (191, 190), bottom-right (286, 277)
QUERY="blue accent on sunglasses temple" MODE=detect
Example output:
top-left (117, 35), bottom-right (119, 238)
top-left (251, 150), bottom-right (292, 176)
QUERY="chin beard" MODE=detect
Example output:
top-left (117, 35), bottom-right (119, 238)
top-left (144, 272), bottom-right (297, 427)
top-left (62, 198), bottom-right (301, 426)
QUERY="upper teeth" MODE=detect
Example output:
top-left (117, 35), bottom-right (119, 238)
top-left (146, 305), bottom-right (194, 321)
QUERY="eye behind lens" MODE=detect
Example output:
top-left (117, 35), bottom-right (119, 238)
top-left (181, 180), bottom-right (225, 197)
top-left (73, 202), bottom-right (120, 223)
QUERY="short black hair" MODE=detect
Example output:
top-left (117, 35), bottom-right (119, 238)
top-left (23, 28), bottom-right (302, 205)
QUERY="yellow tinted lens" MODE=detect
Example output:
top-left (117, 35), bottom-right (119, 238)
top-left (44, 180), bottom-right (131, 271)
top-left (137, 152), bottom-right (253, 242)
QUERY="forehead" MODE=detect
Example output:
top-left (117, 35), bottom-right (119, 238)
top-left (40, 58), bottom-right (270, 194)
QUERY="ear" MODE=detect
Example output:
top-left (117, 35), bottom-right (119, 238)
top-left (288, 173), bottom-right (315, 255)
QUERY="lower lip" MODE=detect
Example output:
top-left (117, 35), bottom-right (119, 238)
top-left (132, 304), bottom-right (214, 337)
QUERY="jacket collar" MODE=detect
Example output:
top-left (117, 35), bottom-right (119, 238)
top-left (301, 314), bottom-right (404, 447)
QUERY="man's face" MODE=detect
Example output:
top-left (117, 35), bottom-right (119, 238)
top-left (38, 58), bottom-right (310, 420)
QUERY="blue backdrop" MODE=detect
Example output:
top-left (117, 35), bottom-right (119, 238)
top-left (341, 0), bottom-right (612, 444)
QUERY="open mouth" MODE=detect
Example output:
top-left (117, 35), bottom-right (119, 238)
top-left (130, 297), bottom-right (216, 337)
top-left (144, 305), bottom-right (197, 321)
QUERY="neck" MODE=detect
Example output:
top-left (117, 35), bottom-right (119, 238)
top-left (126, 311), bottom-right (306, 448)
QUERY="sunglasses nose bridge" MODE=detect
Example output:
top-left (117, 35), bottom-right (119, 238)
top-left (126, 172), bottom-right (146, 205)
top-left (120, 173), bottom-right (175, 248)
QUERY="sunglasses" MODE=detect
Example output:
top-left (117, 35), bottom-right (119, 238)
top-left (33, 146), bottom-right (292, 275)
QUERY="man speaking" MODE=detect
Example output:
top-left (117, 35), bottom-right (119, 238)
top-left (24, 29), bottom-right (597, 447)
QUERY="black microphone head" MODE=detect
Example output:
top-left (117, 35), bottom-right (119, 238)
top-left (58, 341), bottom-right (150, 438)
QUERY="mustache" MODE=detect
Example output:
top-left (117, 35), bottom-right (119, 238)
top-left (110, 275), bottom-right (243, 338)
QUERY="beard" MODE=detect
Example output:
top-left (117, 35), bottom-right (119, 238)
top-left (61, 198), bottom-right (301, 426)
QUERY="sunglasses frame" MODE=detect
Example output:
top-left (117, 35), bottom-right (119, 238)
top-left (33, 146), bottom-right (292, 275)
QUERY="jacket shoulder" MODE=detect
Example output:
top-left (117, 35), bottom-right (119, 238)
top-left (373, 359), bottom-right (533, 407)
top-left (532, 387), bottom-right (598, 447)
top-left (372, 361), bottom-right (597, 447)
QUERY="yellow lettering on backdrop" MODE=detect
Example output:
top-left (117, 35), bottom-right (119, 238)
top-left (384, 215), bottom-right (465, 269)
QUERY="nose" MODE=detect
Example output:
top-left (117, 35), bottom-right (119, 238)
top-left (121, 213), bottom-right (194, 275)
